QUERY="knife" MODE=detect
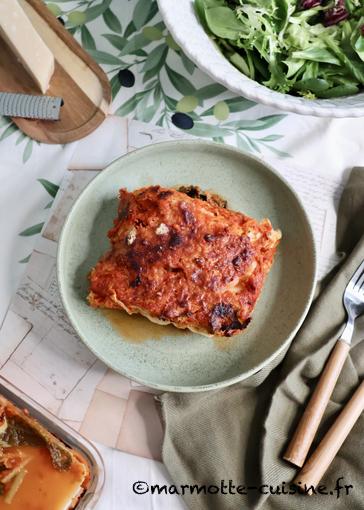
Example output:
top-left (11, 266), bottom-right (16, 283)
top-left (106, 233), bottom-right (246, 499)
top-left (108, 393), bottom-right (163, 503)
top-left (0, 92), bottom-right (62, 120)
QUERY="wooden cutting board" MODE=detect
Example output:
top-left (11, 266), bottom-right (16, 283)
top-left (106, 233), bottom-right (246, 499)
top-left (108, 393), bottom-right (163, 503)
top-left (0, 0), bottom-right (111, 144)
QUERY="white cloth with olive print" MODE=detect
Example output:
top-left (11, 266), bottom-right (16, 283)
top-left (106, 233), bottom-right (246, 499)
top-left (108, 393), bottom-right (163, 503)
top-left (1, 1), bottom-right (364, 509)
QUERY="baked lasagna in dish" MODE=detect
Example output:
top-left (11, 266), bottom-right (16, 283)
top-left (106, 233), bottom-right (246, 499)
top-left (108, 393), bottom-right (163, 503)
top-left (0, 395), bottom-right (90, 509)
top-left (88, 186), bottom-right (281, 337)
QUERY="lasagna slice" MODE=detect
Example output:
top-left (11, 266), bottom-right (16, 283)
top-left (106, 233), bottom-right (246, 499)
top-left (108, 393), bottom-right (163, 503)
top-left (88, 186), bottom-right (281, 337)
top-left (0, 396), bottom-right (90, 509)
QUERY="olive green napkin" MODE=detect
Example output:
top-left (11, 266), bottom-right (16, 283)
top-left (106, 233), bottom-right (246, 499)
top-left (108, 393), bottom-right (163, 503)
top-left (161, 168), bottom-right (364, 510)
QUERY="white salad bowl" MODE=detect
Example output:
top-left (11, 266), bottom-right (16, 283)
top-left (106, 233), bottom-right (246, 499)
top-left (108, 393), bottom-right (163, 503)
top-left (157, 0), bottom-right (364, 118)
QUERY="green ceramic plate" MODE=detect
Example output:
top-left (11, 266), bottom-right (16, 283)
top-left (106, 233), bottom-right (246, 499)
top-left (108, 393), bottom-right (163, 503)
top-left (57, 140), bottom-right (316, 392)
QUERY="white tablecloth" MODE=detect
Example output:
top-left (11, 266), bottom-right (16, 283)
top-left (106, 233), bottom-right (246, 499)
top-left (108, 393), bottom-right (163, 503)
top-left (1, 111), bottom-right (364, 509)
top-left (1, 1), bottom-right (364, 506)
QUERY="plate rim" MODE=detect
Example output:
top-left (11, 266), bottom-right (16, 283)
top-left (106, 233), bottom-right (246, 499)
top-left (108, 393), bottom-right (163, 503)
top-left (57, 139), bottom-right (318, 392)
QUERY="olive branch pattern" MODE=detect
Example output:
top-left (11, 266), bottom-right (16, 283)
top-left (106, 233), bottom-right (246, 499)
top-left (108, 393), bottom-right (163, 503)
top-left (0, 0), bottom-right (290, 162)
top-left (0, 0), bottom-right (291, 257)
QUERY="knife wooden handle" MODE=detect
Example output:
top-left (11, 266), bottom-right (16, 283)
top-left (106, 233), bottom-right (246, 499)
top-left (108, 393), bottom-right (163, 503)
top-left (283, 340), bottom-right (350, 467)
top-left (294, 379), bottom-right (364, 490)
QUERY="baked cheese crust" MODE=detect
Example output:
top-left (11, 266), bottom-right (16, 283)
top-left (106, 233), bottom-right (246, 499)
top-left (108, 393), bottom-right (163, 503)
top-left (88, 186), bottom-right (281, 337)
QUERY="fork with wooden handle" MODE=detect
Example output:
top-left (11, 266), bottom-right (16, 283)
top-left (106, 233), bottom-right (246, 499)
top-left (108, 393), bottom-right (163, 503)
top-left (294, 379), bottom-right (364, 489)
top-left (283, 259), bottom-right (364, 469)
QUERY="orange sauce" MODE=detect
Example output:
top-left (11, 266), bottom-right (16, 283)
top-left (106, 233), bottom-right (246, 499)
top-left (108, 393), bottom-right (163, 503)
top-left (213, 336), bottom-right (238, 351)
top-left (0, 446), bottom-right (86, 510)
top-left (103, 309), bottom-right (237, 349)
top-left (102, 309), bottom-right (186, 343)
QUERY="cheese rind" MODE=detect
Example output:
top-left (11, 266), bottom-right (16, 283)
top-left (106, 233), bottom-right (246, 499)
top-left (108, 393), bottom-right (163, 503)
top-left (0, 0), bottom-right (55, 93)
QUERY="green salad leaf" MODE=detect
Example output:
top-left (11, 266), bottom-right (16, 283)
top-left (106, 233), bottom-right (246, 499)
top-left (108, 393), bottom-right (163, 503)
top-left (205, 6), bottom-right (247, 39)
top-left (194, 0), bottom-right (364, 98)
top-left (355, 35), bottom-right (364, 61)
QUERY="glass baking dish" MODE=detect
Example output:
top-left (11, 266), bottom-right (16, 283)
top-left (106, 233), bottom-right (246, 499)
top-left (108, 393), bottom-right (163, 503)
top-left (0, 375), bottom-right (105, 509)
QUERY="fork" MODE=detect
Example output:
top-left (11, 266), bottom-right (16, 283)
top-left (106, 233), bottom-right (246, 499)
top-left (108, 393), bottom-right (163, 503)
top-left (284, 259), bottom-right (364, 469)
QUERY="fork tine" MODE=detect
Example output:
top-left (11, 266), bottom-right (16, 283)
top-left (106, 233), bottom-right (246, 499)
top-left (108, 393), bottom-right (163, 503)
top-left (359, 275), bottom-right (364, 292)
top-left (351, 260), bottom-right (364, 290)
top-left (354, 269), bottom-right (364, 291)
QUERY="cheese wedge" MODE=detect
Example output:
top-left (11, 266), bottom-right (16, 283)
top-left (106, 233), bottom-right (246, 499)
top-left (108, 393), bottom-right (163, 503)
top-left (0, 0), bottom-right (55, 93)
top-left (19, 0), bottom-right (109, 113)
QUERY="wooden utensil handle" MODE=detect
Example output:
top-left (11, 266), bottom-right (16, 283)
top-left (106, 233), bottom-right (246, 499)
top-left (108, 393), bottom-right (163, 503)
top-left (283, 340), bottom-right (350, 467)
top-left (294, 379), bottom-right (364, 490)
